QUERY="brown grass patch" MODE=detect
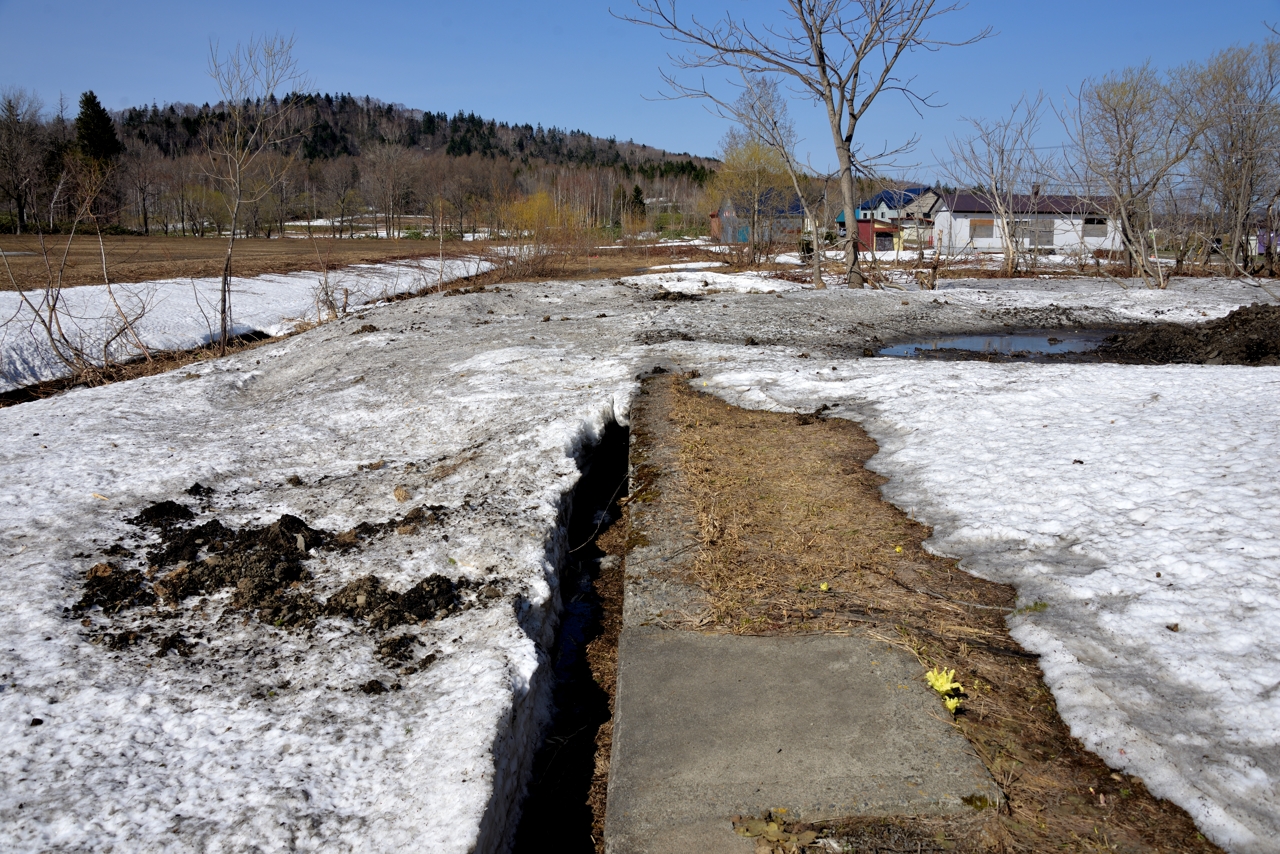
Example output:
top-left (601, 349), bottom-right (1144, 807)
top-left (585, 526), bottom-right (628, 852)
top-left (0, 234), bottom-right (473, 290)
top-left (653, 374), bottom-right (1221, 854)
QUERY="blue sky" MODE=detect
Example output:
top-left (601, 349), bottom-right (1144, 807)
top-left (1, 0), bottom-right (1277, 179)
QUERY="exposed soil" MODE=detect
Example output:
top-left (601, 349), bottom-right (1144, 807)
top-left (74, 493), bottom-right (488, 674)
top-left (1099, 302), bottom-right (1280, 365)
top-left (633, 374), bottom-right (1221, 854)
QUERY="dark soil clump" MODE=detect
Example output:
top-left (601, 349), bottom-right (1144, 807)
top-left (76, 562), bottom-right (155, 614)
top-left (649, 290), bottom-right (703, 302)
top-left (128, 500), bottom-right (195, 527)
top-left (325, 573), bottom-right (461, 630)
top-left (1100, 303), bottom-right (1280, 365)
top-left (149, 514), bottom-right (328, 627)
top-left (74, 498), bottom-right (487, 653)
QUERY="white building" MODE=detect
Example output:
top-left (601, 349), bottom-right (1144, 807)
top-left (932, 193), bottom-right (1121, 256)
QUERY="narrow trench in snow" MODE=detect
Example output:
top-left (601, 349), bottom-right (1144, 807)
top-left (512, 421), bottom-right (629, 853)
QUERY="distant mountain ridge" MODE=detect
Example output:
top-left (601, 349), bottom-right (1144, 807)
top-left (119, 93), bottom-right (716, 183)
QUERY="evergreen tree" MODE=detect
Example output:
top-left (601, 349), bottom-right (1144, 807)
top-left (74, 91), bottom-right (123, 162)
top-left (630, 184), bottom-right (646, 215)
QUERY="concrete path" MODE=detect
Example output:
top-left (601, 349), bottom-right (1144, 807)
top-left (604, 377), bottom-right (1001, 854)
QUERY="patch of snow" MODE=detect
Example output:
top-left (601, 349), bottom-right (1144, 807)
top-left (688, 351), bottom-right (1280, 854)
top-left (622, 270), bottom-right (806, 294)
top-left (0, 279), bottom-right (644, 853)
top-left (0, 258), bottom-right (493, 392)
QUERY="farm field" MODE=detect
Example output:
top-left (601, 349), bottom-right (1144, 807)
top-left (0, 234), bottom-right (477, 291)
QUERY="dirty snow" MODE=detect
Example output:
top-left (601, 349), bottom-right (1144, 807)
top-left (622, 269), bottom-right (806, 294)
top-left (0, 257), bottom-right (491, 392)
top-left (1, 270), bottom-right (1278, 852)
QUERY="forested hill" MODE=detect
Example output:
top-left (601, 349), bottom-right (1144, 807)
top-left (119, 93), bottom-right (716, 184)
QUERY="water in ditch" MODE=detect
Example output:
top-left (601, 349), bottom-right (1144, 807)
top-left (879, 329), bottom-right (1114, 359)
top-left (512, 421), bottom-right (629, 853)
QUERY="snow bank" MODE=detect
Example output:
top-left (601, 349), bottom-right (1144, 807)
top-left (622, 270), bottom-right (806, 294)
top-left (0, 257), bottom-right (492, 392)
top-left (690, 353), bottom-right (1280, 853)
top-left (0, 279), bottom-right (641, 853)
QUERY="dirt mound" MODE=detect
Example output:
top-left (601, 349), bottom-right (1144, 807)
top-left (77, 498), bottom-right (484, 639)
top-left (127, 500), bottom-right (195, 527)
top-left (650, 290), bottom-right (703, 302)
top-left (1100, 303), bottom-right (1280, 365)
top-left (75, 562), bottom-right (155, 614)
top-left (147, 514), bottom-right (330, 627)
top-left (326, 573), bottom-right (463, 630)
top-left (635, 329), bottom-right (696, 345)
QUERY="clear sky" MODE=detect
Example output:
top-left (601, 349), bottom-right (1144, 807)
top-left (1, 0), bottom-right (1277, 179)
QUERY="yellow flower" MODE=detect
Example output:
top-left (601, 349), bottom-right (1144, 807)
top-left (944, 696), bottom-right (963, 714)
top-left (819, 582), bottom-right (830, 592)
top-left (894, 545), bottom-right (903, 553)
top-left (925, 667), bottom-right (963, 696)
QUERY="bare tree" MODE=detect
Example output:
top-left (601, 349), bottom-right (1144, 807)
top-left (364, 142), bottom-right (413, 238)
top-left (943, 92), bottom-right (1047, 276)
top-left (1064, 62), bottom-right (1208, 288)
top-left (121, 137), bottom-right (162, 235)
top-left (713, 129), bottom-right (792, 266)
top-left (205, 34), bottom-right (308, 354)
top-left (0, 89), bottom-right (45, 234)
top-left (620, 0), bottom-right (988, 285)
top-left (1193, 41), bottom-right (1280, 273)
top-left (726, 76), bottom-right (829, 285)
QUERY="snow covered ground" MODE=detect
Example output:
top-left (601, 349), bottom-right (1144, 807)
top-left (0, 257), bottom-right (492, 392)
top-left (0, 281), bottom-right (645, 853)
top-left (692, 353), bottom-right (1280, 853)
top-left (622, 269), bottom-right (811, 294)
top-left (1, 270), bottom-right (1278, 852)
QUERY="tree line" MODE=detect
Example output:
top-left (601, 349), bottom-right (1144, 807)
top-left (0, 87), bottom-right (716, 240)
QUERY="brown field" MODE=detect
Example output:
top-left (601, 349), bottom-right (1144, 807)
top-left (0, 234), bottom-right (471, 291)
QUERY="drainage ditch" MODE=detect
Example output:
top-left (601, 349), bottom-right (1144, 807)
top-left (512, 420), bottom-right (630, 853)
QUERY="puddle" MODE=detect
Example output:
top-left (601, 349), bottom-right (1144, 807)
top-left (513, 420), bottom-right (628, 853)
top-left (879, 330), bottom-right (1114, 359)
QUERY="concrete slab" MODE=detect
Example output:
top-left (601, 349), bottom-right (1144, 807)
top-left (604, 627), bottom-right (1001, 854)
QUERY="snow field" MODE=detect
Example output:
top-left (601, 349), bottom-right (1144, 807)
top-left (0, 256), bottom-right (493, 392)
top-left (0, 284), bottom-right (643, 852)
top-left (690, 353), bottom-right (1280, 853)
top-left (622, 269), bottom-right (810, 294)
top-left (0, 269), bottom-right (1277, 852)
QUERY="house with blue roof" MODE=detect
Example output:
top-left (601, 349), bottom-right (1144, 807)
top-left (835, 186), bottom-right (942, 252)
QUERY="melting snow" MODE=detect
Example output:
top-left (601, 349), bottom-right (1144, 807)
top-left (0, 271), bottom-right (1277, 852)
top-left (0, 257), bottom-right (492, 392)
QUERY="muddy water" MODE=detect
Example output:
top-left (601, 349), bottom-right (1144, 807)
top-left (879, 329), bottom-right (1114, 359)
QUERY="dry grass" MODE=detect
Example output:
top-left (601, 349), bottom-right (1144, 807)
top-left (585, 530), bottom-right (627, 853)
top-left (650, 374), bottom-right (1222, 854)
top-left (0, 234), bottom-right (473, 290)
